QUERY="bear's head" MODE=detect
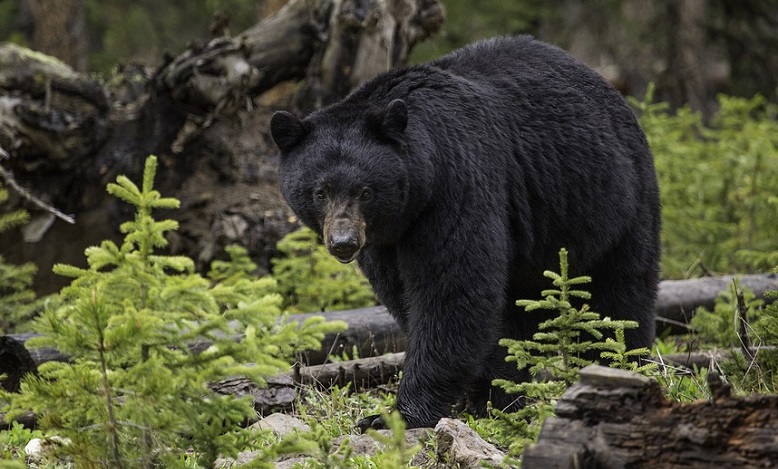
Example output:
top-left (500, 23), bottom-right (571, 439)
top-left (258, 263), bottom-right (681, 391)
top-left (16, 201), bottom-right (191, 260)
top-left (270, 99), bottom-right (411, 263)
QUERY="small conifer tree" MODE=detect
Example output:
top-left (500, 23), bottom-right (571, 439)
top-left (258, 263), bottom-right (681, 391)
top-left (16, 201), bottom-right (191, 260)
top-left (498, 248), bottom-right (651, 388)
top-left (486, 248), bottom-right (652, 455)
top-left (0, 183), bottom-right (37, 334)
top-left (3, 156), bottom-right (344, 468)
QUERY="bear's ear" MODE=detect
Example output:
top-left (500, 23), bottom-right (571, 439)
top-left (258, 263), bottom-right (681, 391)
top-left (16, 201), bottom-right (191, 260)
top-left (370, 99), bottom-right (407, 143)
top-left (270, 111), bottom-right (309, 152)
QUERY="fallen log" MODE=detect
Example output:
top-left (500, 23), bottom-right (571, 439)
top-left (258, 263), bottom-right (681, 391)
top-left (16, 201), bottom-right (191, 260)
top-left (1, 352), bottom-right (406, 426)
top-left (654, 348), bottom-right (778, 371)
top-left (208, 352), bottom-right (406, 415)
top-left (655, 273), bottom-right (778, 333)
top-left (4, 273), bottom-right (777, 370)
top-left (0, 338), bottom-right (766, 427)
top-left (5, 305), bottom-right (404, 367)
top-left (522, 365), bottom-right (778, 468)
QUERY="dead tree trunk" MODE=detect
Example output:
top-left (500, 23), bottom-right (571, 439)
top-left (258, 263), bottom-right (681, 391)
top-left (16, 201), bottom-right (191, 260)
top-left (522, 365), bottom-right (778, 468)
top-left (0, 0), bottom-right (445, 295)
top-left (24, 0), bottom-right (88, 72)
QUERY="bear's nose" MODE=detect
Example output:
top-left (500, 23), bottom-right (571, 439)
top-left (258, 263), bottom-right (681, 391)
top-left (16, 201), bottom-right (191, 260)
top-left (329, 233), bottom-right (360, 261)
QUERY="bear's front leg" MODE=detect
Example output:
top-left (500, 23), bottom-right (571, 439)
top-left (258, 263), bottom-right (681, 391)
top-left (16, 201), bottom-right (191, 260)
top-left (359, 228), bottom-right (509, 430)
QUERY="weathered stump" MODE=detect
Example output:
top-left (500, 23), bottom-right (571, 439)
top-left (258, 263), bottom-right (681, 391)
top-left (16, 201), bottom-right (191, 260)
top-left (522, 365), bottom-right (778, 468)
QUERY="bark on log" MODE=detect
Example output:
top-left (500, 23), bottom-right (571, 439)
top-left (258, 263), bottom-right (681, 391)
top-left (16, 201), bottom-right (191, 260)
top-left (522, 365), bottom-right (778, 468)
top-left (3, 273), bottom-right (776, 371)
top-left (655, 273), bottom-right (778, 333)
top-left (293, 350), bottom-right (405, 389)
top-left (208, 352), bottom-right (406, 414)
top-left (292, 306), bottom-right (405, 365)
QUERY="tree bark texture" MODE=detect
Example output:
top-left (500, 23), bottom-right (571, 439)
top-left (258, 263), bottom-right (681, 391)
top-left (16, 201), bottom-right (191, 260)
top-left (522, 365), bottom-right (778, 468)
top-left (0, 0), bottom-right (445, 295)
top-left (24, 0), bottom-right (88, 72)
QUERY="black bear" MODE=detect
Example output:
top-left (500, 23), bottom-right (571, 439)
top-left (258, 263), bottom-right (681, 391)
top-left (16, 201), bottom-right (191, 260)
top-left (270, 35), bottom-right (660, 430)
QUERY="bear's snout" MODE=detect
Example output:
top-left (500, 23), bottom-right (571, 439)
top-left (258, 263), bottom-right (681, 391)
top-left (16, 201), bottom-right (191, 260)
top-left (328, 231), bottom-right (361, 263)
top-left (323, 214), bottom-right (366, 263)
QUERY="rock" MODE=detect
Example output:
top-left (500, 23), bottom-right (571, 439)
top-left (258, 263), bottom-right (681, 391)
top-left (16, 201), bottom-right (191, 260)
top-left (251, 412), bottom-right (310, 436)
top-left (216, 413), bottom-right (310, 467)
top-left (24, 436), bottom-right (70, 463)
top-left (434, 418), bottom-right (505, 468)
top-left (578, 364), bottom-right (651, 388)
top-left (332, 427), bottom-right (432, 458)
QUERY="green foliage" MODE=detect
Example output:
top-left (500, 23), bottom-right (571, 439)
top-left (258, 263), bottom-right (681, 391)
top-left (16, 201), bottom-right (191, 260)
top-left (0, 185), bottom-right (28, 234)
top-left (296, 385), bottom-right (397, 440)
top-left (291, 411), bottom-right (421, 469)
top-left (284, 384), bottom-right (427, 469)
top-left (484, 248), bottom-right (650, 456)
top-left (690, 280), bottom-right (764, 348)
top-left (0, 421), bottom-right (43, 462)
top-left (753, 291), bottom-right (778, 353)
top-left (470, 387), bottom-right (559, 458)
top-left (272, 227), bottom-right (376, 313)
top-left (632, 86), bottom-right (778, 278)
top-left (654, 364), bottom-right (711, 403)
top-left (651, 332), bottom-right (710, 402)
top-left (601, 327), bottom-right (657, 373)
top-left (2, 156), bottom-right (345, 468)
top-left (690, 279), bottom-right (778, 394)
top-left (0, 184), bottom-right (38, 333)
top-left (361, 412), bottom-right (422, 468)
top-left (208, 244), bottom-right (260, 284)
top-left (498, 248), bottom-right (647, 387)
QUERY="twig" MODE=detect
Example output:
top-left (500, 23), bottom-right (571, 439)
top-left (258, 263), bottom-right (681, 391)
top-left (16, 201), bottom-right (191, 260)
top-left (0, 146), bottom-right (75, 224)
top-left (733, 278), bottom-right (754, 362)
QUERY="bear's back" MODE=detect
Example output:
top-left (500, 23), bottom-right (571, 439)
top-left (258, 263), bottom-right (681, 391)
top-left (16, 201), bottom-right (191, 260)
top-left (429, 36), bottom-right (628, 119)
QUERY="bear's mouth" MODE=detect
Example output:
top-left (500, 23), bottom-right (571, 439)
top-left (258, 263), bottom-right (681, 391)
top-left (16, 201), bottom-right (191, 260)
top-left (329, 247), bottom-right (360, 264)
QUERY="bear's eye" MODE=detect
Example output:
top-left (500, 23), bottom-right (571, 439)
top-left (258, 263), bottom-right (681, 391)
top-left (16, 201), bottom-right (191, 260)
top-left (359, 188), bottom-right (372, 201)
top-left (314, 189), bottom-right (326, 201)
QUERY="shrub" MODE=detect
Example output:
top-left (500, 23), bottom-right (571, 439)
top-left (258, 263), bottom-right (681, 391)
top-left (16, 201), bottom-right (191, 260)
top-left (2, 156), bottom-right (345, 468)
top-left (632, 87), bottom-right (778, 278)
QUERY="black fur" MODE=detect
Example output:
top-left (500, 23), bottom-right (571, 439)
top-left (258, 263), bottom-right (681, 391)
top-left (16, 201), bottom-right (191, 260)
top-left (271, 36), bottom-right (661, 429)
